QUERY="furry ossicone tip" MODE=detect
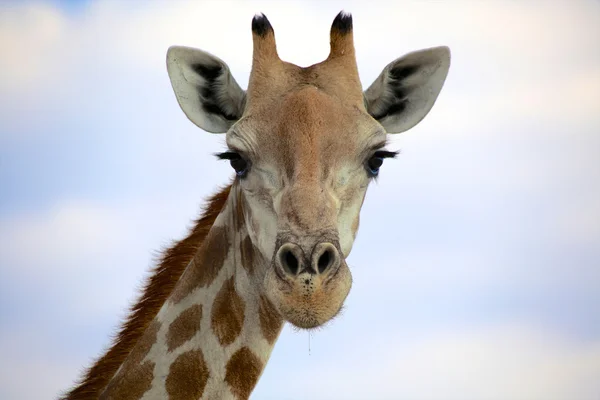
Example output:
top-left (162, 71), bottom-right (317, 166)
top-left (331, 10), bottom-right (353, 34)
top-left (252, 12), bottom-right (273, 37)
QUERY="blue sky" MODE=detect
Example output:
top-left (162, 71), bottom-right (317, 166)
top-left (1, 1), bottom-right (599, 399)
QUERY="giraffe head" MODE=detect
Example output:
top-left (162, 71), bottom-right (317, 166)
top-left (166, 12), bottom-right (450, 329)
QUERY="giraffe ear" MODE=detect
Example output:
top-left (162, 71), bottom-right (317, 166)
top-left (364, 46), bottom-right (450, 134)
top-left (166, 46), bottom-right (246, 133)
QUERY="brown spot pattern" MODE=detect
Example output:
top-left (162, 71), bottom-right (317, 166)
top-left (259, 295), bottom-right (283, 344)
top-left (63, 186), bottom-right (230, 400)
top-left (100, 360), bottom-right (154, 400)
top-left (225, 347), bottom-right (263, 400)
top-left (165, 349), bottom-right (209, 400)
top-left (240, 235), bottom-right (256, 275)
top-left (235, 191), bottom-right (246, 232)
top-left (171, 225), bottom-right (230, 303)
top-left (132, 320), bottom-right (161, 364)
top-left (211, 277), bottom-right (245, 346)
top-left (99, 321), bottom-right (161, 399)
top-left (166, 304), bottom-right (202, 352)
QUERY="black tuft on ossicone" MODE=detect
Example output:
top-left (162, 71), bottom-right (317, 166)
top-left (252, 13), bottom-right (273, 37)
top-left (331, 10), bottom-right (353, 34)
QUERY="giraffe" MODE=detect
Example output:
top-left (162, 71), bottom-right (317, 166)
top-left (62, 11), bottom-right (450, 400)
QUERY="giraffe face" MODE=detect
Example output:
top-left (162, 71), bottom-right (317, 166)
top-left (166, 12), bottom-right (451, 328)
top-left (226, 85), bottom-right (387, 328)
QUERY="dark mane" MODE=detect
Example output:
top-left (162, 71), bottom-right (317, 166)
top-left (60, 185), bottom-right (231, 399)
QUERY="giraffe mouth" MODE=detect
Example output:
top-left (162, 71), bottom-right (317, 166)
top-left (264, 257), bottom-right (353, 329)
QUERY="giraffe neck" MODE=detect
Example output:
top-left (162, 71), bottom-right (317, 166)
top-left (100, 184), bottom-right (284, 400)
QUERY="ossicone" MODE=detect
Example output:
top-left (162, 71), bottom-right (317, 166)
top-left (251, 12), bottom-right (279, 63)
top-left (329, 10), bottom-right (355, 59)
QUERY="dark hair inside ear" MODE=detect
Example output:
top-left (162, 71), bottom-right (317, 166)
top-left (191, 63), bottom-right (239, 121)
top-left (389, 65), bottom-right (419, 81)
top-left (192, 63), bottom-right (222, 81)
top-left (370, 65), bottom-right (421, 121)
top-left (371, 98), bottom-right (407, 120)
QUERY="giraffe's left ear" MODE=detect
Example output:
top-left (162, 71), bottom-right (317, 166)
top-left (364, 46), bottom-right (451, 134)
top-left (167, 46), bottom-right (246, 133)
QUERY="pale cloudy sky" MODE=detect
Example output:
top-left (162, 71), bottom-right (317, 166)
top-left (0, 1), bottom-right (599, 399)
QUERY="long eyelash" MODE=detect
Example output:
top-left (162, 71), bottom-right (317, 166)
top-left (373, 150), bottom-right (400, 159)
top-left (217, 150), bottom-right (397, 161)
top-left (214, 151), bottom-right (240, 160)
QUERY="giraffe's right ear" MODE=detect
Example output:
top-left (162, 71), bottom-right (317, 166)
top-left (166, 46), bottom-right (246, 133)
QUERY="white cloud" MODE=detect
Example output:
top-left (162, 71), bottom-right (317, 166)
top-left (0, 3), bottom-right (69, 94)
top-left (0, 201), bottom-right (126, 272)
top-left (555, 194), bottom-right (600, 246)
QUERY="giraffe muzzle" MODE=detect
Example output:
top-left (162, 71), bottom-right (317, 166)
top-left (265, 236), bottom-right (352, 329)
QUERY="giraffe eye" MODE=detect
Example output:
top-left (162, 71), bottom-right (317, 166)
top-left (215, 151), bottom-right (250, 177)
top-left (230, 156), bottom-right (248, 177)
top-left (367, 156), bottom-right (384, 176)
top-left (366, 150), bottom-right (399, 177)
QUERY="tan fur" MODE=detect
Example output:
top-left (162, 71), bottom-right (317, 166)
top-left (165, 349), bottom-right (210, 400)
top-left (61, 186), bottom-right (230, 399)
top-left (329, 27), bottom-right (355, 59)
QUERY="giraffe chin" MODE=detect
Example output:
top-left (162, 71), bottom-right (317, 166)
top-left (263, 262), bottom-right (353, 329)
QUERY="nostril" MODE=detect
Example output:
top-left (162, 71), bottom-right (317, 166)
top-left (276, 243), bottom-right (305, 278)
top-left (317, 250), bottom-right (331, 274)
top-left (312, 243), bottom-right (339, 275)
top-left (284, 250), bottom-right (299, 275)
